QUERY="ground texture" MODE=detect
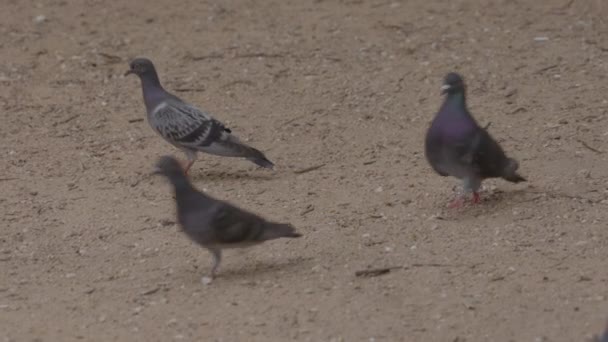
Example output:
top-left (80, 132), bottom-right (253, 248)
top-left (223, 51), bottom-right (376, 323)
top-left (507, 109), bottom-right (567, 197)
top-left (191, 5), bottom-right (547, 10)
top-left (1, 0), bottom-right (608, 341)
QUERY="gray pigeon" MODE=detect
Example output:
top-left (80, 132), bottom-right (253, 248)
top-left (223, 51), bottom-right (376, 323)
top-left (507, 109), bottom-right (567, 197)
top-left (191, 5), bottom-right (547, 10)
top-left (593, 321), bottom-right (608, 342)
top-left (153, 155), bottom-right (300, 279)
top-left (424, 72), bottom-right (525, 207)
top-left (126, 58), bottom-right (274, 174)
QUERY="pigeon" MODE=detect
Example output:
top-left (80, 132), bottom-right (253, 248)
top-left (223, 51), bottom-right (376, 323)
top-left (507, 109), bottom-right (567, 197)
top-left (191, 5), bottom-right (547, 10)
top-left (593, 321), bottom-right (608, 342)
top-left (424, 72), bottom-right (526, 208)
top-left (153, 155), bottom-right (301, 280)
top-left (126, 57), bottom-right (274, 174)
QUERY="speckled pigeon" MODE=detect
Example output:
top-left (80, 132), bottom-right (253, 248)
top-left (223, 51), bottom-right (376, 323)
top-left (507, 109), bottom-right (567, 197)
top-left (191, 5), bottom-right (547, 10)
top-left (126, 58), bottom-right (274, 174)
top-left (153, 155), bottom-right (301, 280)
top-left (424, 72), bottom-right (526, 207)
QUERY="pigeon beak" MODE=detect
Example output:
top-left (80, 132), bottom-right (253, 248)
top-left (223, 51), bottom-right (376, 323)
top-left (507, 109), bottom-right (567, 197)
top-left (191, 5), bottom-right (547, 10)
top-left (151, 166), bottom-right (163, 175)
top-left (124, 69), bottom-right (134, 76)
top-left (440, 84), bottom-right (451, 94)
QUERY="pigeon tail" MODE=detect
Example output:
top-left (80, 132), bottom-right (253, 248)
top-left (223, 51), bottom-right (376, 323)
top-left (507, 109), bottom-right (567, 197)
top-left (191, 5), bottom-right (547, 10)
top-left (242, 144), bottom-right (274, 169)
top-left (502, 158), bottom-right (526, 183)
top-left (248, 153), bottom-right (274, 169)
top-left (262, 223), bottom-right (301, 240)
top-left (201, 133), bottom-right (274, 169)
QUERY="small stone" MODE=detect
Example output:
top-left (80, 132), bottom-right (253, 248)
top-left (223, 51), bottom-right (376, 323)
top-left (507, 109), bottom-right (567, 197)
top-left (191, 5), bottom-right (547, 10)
top-left (201, 276), bottom-right (213, 285)
top-left (33, 15), bottom-right (46, 24)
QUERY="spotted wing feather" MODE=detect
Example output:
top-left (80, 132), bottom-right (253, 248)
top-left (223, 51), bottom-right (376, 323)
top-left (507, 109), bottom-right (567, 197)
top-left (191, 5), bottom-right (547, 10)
top-left (150, 100), bottom-right (230, 149)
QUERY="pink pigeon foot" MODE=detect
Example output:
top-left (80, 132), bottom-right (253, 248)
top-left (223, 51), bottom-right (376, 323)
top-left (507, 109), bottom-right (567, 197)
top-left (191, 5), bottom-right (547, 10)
top-left (472, 192), bottom-right (481, 204)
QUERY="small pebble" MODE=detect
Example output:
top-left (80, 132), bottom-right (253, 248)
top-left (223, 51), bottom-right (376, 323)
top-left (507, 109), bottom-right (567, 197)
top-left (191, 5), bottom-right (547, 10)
top-left (33, 15), bottom-right (46, 24)
top-left (201, 276), bottom-right (213, 285)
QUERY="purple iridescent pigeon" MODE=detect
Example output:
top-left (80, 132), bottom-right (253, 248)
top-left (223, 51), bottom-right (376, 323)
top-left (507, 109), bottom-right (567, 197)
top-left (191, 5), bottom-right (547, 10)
top-left (424, 72), bottom-right (525, 208)
top-left (153, 155), bottom-right (300, 280)
top-left (125, 58), bottom-right (274, 174)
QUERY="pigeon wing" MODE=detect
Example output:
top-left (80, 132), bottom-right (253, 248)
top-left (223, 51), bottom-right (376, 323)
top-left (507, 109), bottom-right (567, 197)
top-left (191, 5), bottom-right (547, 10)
top-left (150, 100), bottom-right (231, 149)
top-left (209, 202), bottom-right (268, 245)
top-left (465, 127), bottom-right (510, 179)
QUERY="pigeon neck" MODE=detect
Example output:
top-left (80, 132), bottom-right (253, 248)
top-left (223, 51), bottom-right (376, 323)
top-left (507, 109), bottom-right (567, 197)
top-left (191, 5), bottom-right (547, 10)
top-left (140, 71), bottom-right (167, 111)
top-left (168, 173), bottom-right (194, 192)
top-left (447, 91), bottom-right (466, 106)
top-left (140, 71), bottom-right (163, 91)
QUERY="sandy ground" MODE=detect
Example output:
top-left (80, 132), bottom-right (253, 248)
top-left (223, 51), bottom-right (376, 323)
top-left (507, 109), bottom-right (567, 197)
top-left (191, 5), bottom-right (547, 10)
top-left (2, 0), bottom-right (608, 341)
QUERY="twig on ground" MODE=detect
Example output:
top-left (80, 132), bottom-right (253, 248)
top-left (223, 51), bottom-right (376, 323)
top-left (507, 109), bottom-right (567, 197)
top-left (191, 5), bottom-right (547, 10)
top-left (294, 164), bottom-right (326, 174)
top-left (535, 64), bottom-right (558, 74)
top-left (53, 114), bottom-right (80, 126)
top-left (174, 88), bottom-right (205, 93)
top-left (355, 266), bottom-right (403, 278)
top-left (576, 138), bottom-right (604, 154)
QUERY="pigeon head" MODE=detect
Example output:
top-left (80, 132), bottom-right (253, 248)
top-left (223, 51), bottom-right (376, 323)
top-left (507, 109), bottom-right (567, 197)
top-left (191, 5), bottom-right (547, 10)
top-left (125, 58), bottom-right (157, 77)
top-left (504, 158), bottom-right (519, 174)
top-left (441, 72), bottom-right (466, 95)
top-left (153, 155), bottom-right (186, 178)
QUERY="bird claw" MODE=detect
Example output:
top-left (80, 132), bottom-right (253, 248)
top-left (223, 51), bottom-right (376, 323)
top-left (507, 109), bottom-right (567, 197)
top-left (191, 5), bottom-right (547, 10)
top-left (448, 197), bottom-right (465, 208)
top-left (180, 160), bottom-right (194, 175)
top-left (448, 192), bottom-right (481, 208)
top-left (472, 192), bottom-right (481, 204)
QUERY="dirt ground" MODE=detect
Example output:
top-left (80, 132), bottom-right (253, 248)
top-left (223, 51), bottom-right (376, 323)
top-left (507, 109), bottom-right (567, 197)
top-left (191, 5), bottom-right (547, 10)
top-left (2, 0), bottom-right (608, 341)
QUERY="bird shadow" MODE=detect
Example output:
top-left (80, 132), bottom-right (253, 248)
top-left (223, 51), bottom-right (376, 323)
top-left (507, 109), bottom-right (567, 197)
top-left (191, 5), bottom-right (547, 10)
top-left (188, 169), bottom-right (276, 182)
top-left (437, 188), bottom-right (537, 219)
top-left (217, 255), bottom-right (313, 281)
top-left (183, 255), bottom-right (313, 283)
top-left (479, 188), bottom-right (533, 205)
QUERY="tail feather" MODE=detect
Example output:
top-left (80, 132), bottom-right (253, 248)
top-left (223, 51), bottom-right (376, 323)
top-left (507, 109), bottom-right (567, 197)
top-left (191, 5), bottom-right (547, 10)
top-left (243, 145), bottom-right (274, 169)
top-left (201, 135), bottom-right (274, 169)
top-left (248, 153), bottom-right (274, 169)
top-left (262, 223), bottom-right (301, 240)
top-left (221, 134), bottom-right (274, 169)
top-left (503, 172), bottom-right (526, 183)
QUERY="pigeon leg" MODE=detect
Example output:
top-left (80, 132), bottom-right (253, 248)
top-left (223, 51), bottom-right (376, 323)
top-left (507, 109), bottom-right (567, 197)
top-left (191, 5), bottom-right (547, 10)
top-left (182, 150), bottom-right (197, 175)
top-left (462, 176), bottom-right (482, 205)
top-left (472, 192), bottom-right (481, 204)
top-left (208, 247), bottom-right (222, 278)
top-left (183, 160), bottom-right (195, 175)
top-left (448, 181), bottom-right (467, 209)
top-left (448, 196), bottom-right (465, 208)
